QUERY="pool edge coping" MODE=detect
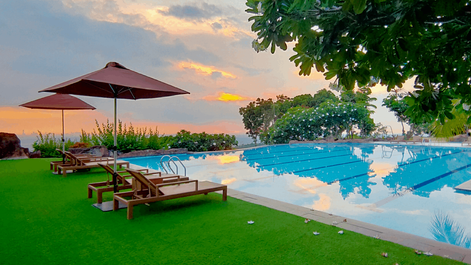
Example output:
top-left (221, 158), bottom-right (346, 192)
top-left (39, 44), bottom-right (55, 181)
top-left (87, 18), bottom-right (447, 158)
top-left (227, 188), bottom-right (471, 264)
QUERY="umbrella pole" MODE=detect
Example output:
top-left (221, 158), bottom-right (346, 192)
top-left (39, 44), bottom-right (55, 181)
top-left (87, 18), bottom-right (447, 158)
top-left (62, 109), bottom-right (65, 164)
top-left (113, 96), bottom-right (118, 192)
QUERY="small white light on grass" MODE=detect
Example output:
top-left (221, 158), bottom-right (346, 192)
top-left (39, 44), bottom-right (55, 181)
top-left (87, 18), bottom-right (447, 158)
top-left (247, 220), bottom-right (254, 224)
top-left (313, 231), bottom-right (320, 235)
top-left (338, 230), bottom-right (344, 235)
top-left (424, 252), bottom-right (433, 256)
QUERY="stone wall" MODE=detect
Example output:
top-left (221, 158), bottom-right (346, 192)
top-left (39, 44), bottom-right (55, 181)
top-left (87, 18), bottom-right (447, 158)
top-left (118, 148), bottom-right (188, 158)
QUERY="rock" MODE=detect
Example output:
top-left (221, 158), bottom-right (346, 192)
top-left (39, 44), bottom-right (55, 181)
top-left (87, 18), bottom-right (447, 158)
top-left (29, 151), bottom-right (41, 158)
top-left (0, 132), bottom-right (29, 159)
top-left (69, 145), bottom-right (110, 157)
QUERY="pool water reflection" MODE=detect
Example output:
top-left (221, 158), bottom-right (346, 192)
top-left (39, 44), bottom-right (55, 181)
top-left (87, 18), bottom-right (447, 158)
top-left (125, 143), bottom-right (471, 249)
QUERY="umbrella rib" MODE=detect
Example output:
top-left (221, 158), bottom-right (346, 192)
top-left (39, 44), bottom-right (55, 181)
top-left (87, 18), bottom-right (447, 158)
top-left (81, 80), bottom-right (114, 96)
top-left (116, 87), bottom-right (136, 100)
top-left (109, 84), bottom-right (116, 96)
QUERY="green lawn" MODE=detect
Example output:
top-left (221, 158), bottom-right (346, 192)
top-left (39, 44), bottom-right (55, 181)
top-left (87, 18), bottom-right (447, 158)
top-left (0, 158), bottom-right (464, 264)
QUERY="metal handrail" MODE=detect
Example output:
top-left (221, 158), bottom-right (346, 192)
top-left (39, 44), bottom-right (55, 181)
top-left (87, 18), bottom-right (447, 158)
top-left (159, 155), bottom-right (172, 174)
top-left (169, 156), bottom-right (187, 176)
top-left (159, 155), bottom-right (186, 176)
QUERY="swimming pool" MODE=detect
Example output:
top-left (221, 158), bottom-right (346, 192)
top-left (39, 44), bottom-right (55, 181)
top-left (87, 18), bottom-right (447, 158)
top-left (124, 143), bottom-right (471, 249)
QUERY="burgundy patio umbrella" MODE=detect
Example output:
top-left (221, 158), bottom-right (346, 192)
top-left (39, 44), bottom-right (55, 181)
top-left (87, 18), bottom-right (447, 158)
top-left (39, 62), bottom-right (190, 192)
top-left (20, 93), bottom-right (96, 163)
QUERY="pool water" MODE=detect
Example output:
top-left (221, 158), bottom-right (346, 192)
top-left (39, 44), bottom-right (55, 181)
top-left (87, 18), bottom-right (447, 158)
top-left (125, 143), bottom-right (471, 249)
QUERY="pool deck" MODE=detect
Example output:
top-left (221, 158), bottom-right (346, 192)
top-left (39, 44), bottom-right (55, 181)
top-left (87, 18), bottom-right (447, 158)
top-left (227, 188), bottom-right (471, 264)
top-left (456, 180), bottom-right (471, 192)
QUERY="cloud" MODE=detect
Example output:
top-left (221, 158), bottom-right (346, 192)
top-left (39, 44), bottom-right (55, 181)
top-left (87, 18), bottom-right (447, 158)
top-left (158, 3), bottom-right (222, 21)
top-left (178, 61), bottom-right (236, 79)
top-left (211, 22), bottom-right (223, 31)
top-left (0, 0), bottom-right (221, 104)
top-left (202, 92), bottom-right (254, 102)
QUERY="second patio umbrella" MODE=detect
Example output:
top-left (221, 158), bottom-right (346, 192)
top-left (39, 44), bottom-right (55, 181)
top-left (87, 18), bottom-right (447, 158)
top-left (20, 93), bottom-right (96, 163)
top-left (39, 62), bottom-right (190, 192)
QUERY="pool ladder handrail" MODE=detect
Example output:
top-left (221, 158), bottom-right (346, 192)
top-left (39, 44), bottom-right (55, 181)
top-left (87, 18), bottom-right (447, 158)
top-left (159, 155), bottom-right (187, 176)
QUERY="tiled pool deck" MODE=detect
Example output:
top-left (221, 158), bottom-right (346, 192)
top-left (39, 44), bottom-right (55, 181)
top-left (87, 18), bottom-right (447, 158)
top-left (228, 188), bottom-right (471, 264)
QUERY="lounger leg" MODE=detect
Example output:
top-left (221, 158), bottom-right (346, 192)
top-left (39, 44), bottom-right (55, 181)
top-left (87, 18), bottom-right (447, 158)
top-left (62, 169), bottom-right (67, 177)
top-left (88, 187), bottom-right (92, 199)
top-left (222, 188), bottom-right (227, 201)
top-left (113, 198), bottom-right (119, 211)
top-left (97, 190), bottom-right (103, 204)
top-left (127, 204), bottom-right (133, 220)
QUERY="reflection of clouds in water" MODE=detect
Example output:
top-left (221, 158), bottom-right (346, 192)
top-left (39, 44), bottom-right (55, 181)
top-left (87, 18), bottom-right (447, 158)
top-left (221, 177), bottom-right (237, 185)
top-left (205, 154), bottom-right (240, 164)
top-left (368, 162), bottom-right (397, 179)
top-left (312, 194), bottom-right (331, 211)
top-left (291, 177), bottom-right (326, 194)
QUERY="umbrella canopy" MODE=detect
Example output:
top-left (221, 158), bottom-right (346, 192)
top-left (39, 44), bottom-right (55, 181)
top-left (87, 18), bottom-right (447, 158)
top-left (20, 93), bottom-right (96, 110)
top-left (20, 93), bottom-right (96, 162)
top-left (39, 62), bottom-right (189, 99)
top-left (39, 62), bottom-right (190, 192)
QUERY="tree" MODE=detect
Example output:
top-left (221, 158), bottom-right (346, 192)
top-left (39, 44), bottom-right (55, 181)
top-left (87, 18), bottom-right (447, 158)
top-left (239, 99), bottom-right (273, 144)
top-left (382, 93), bottom-right (409, 135)
top-left (312, 88), bottom-right (339, 107)
top-left (246, 0), bottom-right (471, 124)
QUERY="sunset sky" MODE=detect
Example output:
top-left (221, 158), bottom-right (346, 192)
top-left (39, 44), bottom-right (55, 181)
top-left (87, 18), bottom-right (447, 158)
top-left (0, 0), bottom-right (411, 145)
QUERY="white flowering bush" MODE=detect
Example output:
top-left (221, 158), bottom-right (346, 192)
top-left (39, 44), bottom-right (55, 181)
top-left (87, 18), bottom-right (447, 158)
top-left (264, 101), bottom-right (373, 144)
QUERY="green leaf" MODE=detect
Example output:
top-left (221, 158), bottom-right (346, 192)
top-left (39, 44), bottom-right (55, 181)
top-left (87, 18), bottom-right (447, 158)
top-left (444, 111), bottom-right (454, 120)
top-left (324, 71), bottom-right (337, 80)
top-left (352, 0), bottom-right (367, 14)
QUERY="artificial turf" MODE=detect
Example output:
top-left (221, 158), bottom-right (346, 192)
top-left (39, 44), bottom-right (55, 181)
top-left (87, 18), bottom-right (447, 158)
top-left (0, 158), bottom-right (465, 264)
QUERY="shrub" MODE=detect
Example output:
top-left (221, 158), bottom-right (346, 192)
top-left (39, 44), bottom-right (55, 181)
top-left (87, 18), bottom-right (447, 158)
top-left (79, 120), bottom-right (238, 153)
top-left (33, 131), bottom-right (74, 158)
top-left (171, 130), bottom-right (238, 152)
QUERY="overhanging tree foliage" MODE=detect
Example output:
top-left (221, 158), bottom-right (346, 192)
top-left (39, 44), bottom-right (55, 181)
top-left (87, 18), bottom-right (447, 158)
top-left (246, 0), bottom-right (471, 124)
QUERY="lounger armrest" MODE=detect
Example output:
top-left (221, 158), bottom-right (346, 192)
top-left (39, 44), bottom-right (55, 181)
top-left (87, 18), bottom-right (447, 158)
top-left (117, 168), bottom-right (148, 175)
top-left (155, 179), bottom-right (198, 188)
top-left (159, 175), bottom-right (181, 180)
top-left (143, 171), bottom-right (161, 177)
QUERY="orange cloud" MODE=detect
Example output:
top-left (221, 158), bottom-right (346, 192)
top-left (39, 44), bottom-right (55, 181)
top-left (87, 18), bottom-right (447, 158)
top-left (178, 61), bottom-right (236, 79)
top-left (203, 92), bottom-right (253, 102)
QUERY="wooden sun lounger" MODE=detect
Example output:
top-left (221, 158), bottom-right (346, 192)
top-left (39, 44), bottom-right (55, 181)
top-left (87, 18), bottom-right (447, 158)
top-left (113, 169), bottom-right (227, 219)
top-left (57, 152), bottom-right (129, 177)
top-left (50, 149), bottom-right (103, 172)
top-left (88, 164), bottom-right (188, 204)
